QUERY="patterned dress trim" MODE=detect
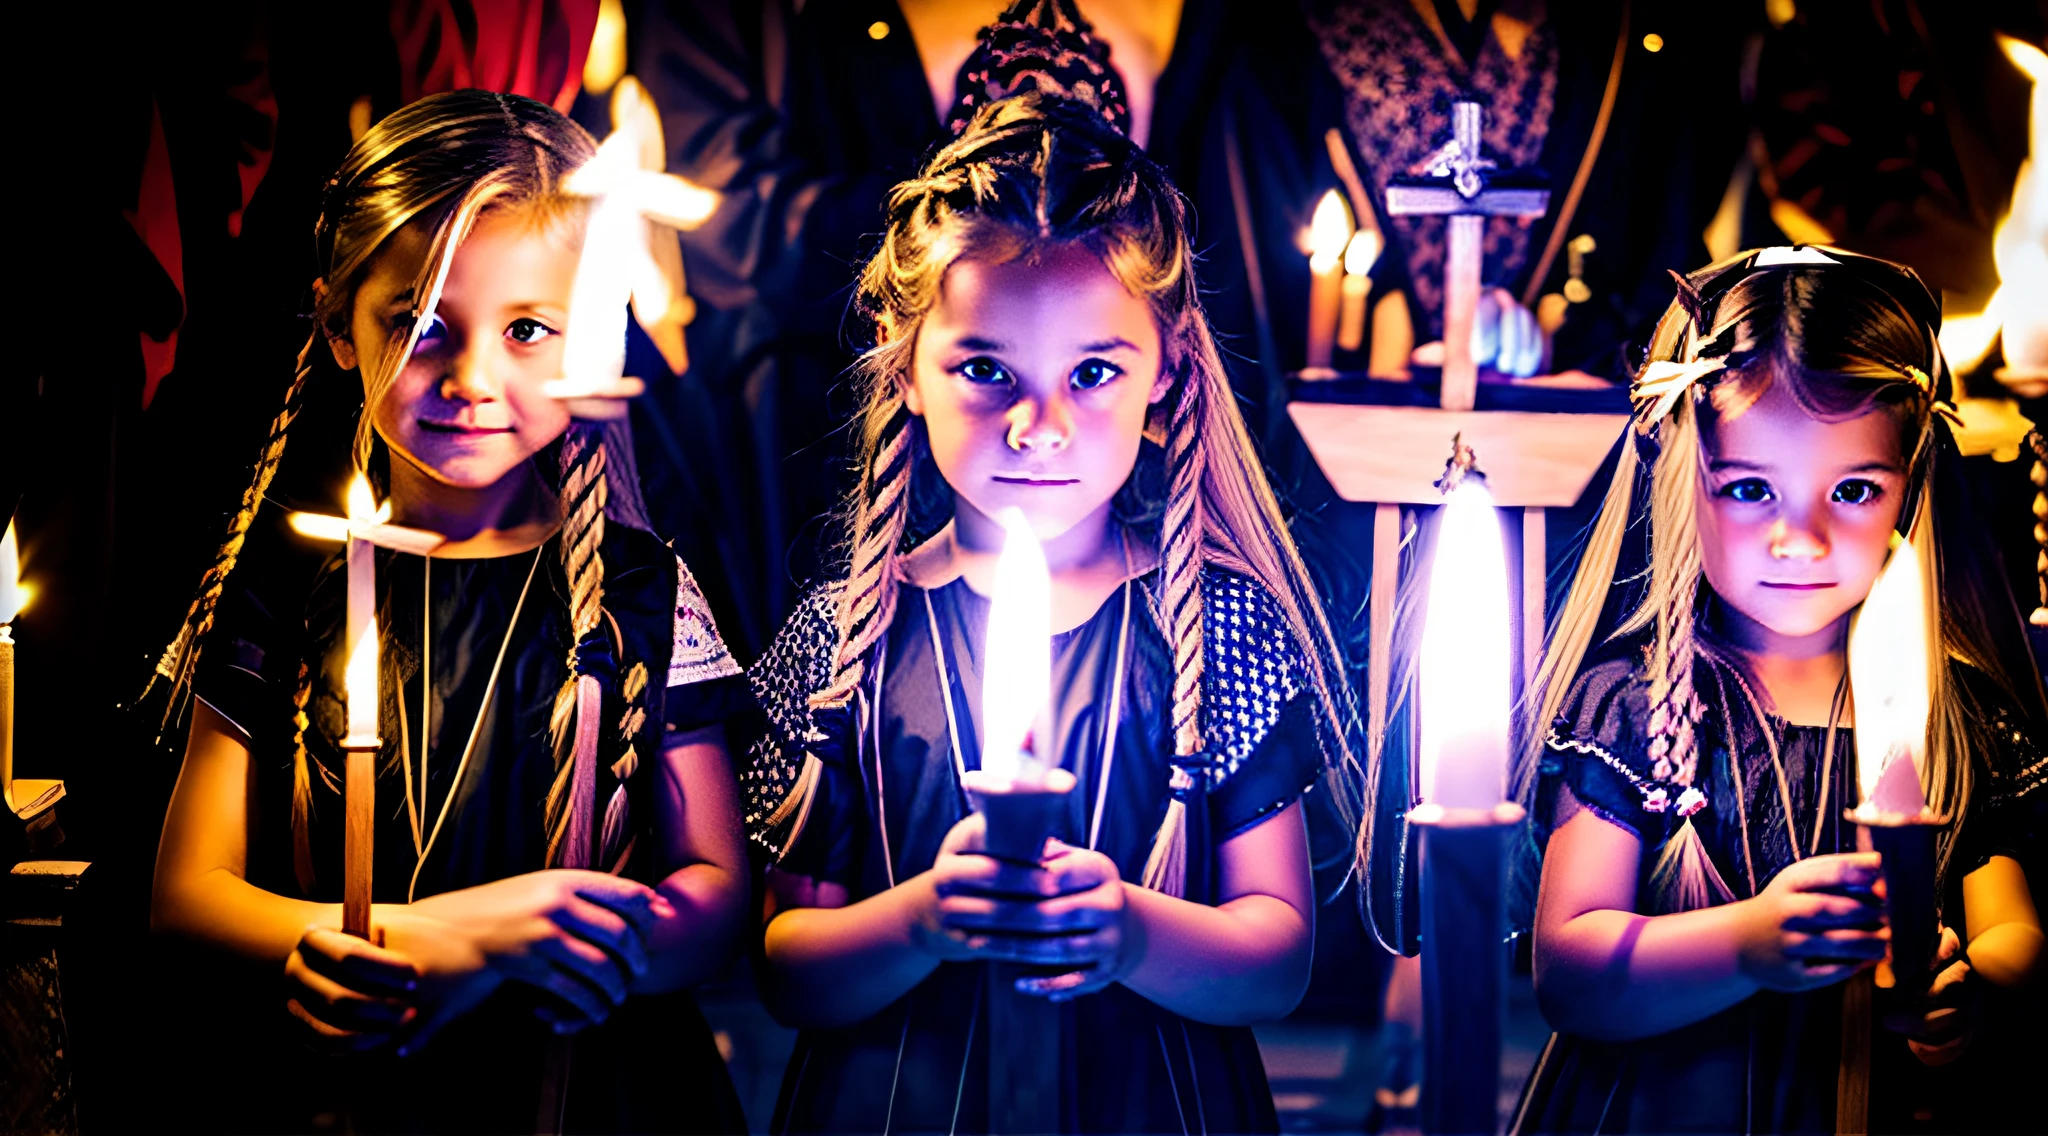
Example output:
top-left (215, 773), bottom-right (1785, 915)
top-left (667, 556), bottom-right (742, 687)
top-left (741, 568), bottom-right (1313, 854)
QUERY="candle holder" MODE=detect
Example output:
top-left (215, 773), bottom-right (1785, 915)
top-left (1410, 800), bottom-right (1524, 1136)
top-left (1848, 804), bottom-right (1945, 994)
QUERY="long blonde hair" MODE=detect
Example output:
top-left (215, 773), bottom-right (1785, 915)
top-left (793, 93), bottom-right (1365, 896)
top-left (1515, 249), bottom-right (2048, 920)
top-left (149, 90), bottom-right (654, 887)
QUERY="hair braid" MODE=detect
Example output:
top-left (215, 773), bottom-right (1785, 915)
top-left (1160, 367), bottom-right (1206, 759)
top-left (149, 342), bottom-right (319, 727)
top-left (814, 397), bottom-right (918, 712)
top-left (289, 658), bottom-right (317, 895)
top-left (545, 422), bottom-right (609, 868)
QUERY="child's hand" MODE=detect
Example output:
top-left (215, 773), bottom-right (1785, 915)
top-left (283, 927), bottom-right (419, 1052)
top-left (1881, 925), bottom-right (1977, 1066)
top-left (1000, 841), bottom-right (1143, 1002)
top-left (400, 870), bottom-right (673, 1040)
top-left (1736, 851), bottom-right (1888, 991)
top-left (909, 813), bottom-right (1060, 962)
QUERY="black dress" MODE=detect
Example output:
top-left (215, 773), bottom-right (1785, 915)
top-left (194, 517), bottom-right (751, 1135)
top-left (1512, 650), bottom-right (2047, 1135)
top-left (741, 566), bottom-right (1327, 1135)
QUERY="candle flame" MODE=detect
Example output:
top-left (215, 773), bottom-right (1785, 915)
top-left (1939, 36), bottom-right (2047, 384)
top-left (1848, 534), bottom-right (1935, 816)
top-left (1418, 475), bottom-right (1513, 809)
top-left (344, 615), bottom-right (379, 745)
top-left (1309, 190), bottom-right (1354, 273)
top-left (981, 508), bottom-right (1053, 782)
top-left (0, 522), bottom-right (27, 625)
top-left (345, 474), bottom-right (387, 524)
top-left (288, 513), bottom-right (353, 542)
top-left (1344, 229), bottom-right (1382, 278)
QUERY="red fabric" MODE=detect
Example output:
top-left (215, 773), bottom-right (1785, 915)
top-left (224, 32), bottom-right (277, 240)
top-left (390, 0), bottom-right (599, 112)
top-left (127, 100), bottom-right (182, 410)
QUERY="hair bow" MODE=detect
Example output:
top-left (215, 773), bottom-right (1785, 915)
top-left (1633, 358), bottom-right (1727, 423)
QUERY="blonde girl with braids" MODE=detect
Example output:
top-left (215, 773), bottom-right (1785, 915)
top-left (1512, 248), bottom-right (2048, 1135)
top-left (738, 91), bottom-right (1365, 1133)
top-left (150, 91), bottom-right (750, 1133)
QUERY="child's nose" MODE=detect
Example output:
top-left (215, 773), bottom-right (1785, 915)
top-left (1767, 515), bottom-right (1829, 561)
top-left (1004, 395), bottom-right (1072, 453)
top-left (440, 344), bottom-right (502, 404)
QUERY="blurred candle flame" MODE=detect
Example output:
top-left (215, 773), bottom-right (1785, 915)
top-left (1418, 476), bottom-right (1512, 809)
top-left (1848, 534), bottom-right (1935, 816)
top-left (1940, 36), bottom-right (2047, 383)
top-left (981, 508), bottom-right (1053, 783)
top-left (343, 615), bottom-right (380, 747)
top-left (1345, 230), bottom-right (1382, 278)
top-left (1308, 190), bottom-right (1354, 274)
top-left (0, 522), bottom-right (28, 625)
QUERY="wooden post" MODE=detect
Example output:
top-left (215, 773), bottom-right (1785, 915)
top-left (1442, 214), bottom-right (1483, 413)
top-left (1521, 508), bottom-right (1545, 689)
top-left (342, 747), bottom-right (375, 938)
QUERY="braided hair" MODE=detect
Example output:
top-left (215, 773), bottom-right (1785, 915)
top-left (780, 92), bottom-right (1365, 897)
top-left (1514, 248), bottom-right (2048, 919)
top-left (151, 90), bottom-right (656, 880)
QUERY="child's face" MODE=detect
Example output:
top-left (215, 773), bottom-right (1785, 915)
top-left (1695, 383), bottom-right (1908, 642)
top-left (337, 208), bottom-right (578, 491)
top-left (904, 247), bottom-right (1170, 542)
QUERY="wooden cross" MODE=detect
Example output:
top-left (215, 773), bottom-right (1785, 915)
top-left (1385, 100), bottom-right (1551, 414)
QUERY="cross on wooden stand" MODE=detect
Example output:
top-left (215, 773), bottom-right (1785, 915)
top-left (1286, 99), bottom-right (1630, 1136)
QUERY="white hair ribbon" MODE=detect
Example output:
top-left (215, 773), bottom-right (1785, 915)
top-left (1633, 358), bottom-right (1727, 422)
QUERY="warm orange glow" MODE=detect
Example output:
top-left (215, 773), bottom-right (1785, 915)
top-left (0, 523), bottom-right (27, 625)
top-left (347, 474), bottom-right (384, 524)
top-left (1345, 229), bottom-right (1381, 278)
top-left (1941, 36), bottom-right (2046, 382)
top-left (1848, 535), bottom-right (1934, 817)
top-left (288, 513), bottom-right (351, 542)
top-left (1308, 190), bottom-right (1353, 274)
top-left (981, 508), bottom-right (1053, 782)
top-left (1418, 475), bottom-right (1512, 809)
top-left (582, 0), bottom-right (627, 96)
top-left (343, 616), bottom-right (380, 747)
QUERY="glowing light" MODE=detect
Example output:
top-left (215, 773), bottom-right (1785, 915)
top-left (1641, 33), bottom-right (1664, 53)
top-left (1848, 535), bottom-right (1935, 817)
top-left (1344, 230), bottom-right (1382, 278)
top-left (583, 0), bottom-right (628, 96)
top-left (288, 513), bottom-right (351, 542)
top-left (1940, 36), bottom-right (2047, 385)
top-left (0, 523), bottom-right (27, 625)
top-left (1418, 475), bottom-right (1513, 809)
top-left (1308, 190), bottom-right (1354, 275)
top-left (867, 20), bottom-right (891, 41)
top-left (343, 615), bottom-right (380, 747)
top-left (346, 474), bottom-right (383, 524)
top-left (981, 509), bottom-right (1053, 783)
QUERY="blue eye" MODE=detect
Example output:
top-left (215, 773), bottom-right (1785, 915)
top-left (1833, 479), bottom-right (1883, 506)
top-left (506, 317), bottom-right (556, 345)
top-left (1719, 478), bottom-right (1774, 504)
top-left (957, 356), bottom-right (1011, 385)
top-left (1071, 358), bottom-right (1123, 390)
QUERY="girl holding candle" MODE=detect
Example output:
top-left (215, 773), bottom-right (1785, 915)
top-left (148, 91), bottom-right (749, 1133)
top-left (739, 87), bottom-right (1368, 1133)
top-left (1511, 247), bottom-right (2047, 1134)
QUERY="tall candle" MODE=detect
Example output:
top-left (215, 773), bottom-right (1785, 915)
top-left (1847, 527), bottom-right (1943, 988)
top-left (0, 522), bottom-right (25, 815)
top-left (1417, 467), bottom-right (1512, 809)
top-left (1337, 230), bottom-right (1381, 354)
top-left (982, 508), bottom-right (1054, 783)
top-left (1304, 190), bottom-right (1353, 374)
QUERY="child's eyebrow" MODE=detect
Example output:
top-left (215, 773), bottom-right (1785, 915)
top-left (1838, 461), bottom-right (1903, 475)
top-left (1705, 459), bottom-right (1771, 472)
top-left (953, 335), bottom-right (1007, 352)
top-left (1076, 337), bottom-right (1139, 353)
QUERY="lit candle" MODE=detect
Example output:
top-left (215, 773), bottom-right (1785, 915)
top-left (1409, 442), bottom-right (1521, 1136)
top-left (1847, 529), bottom-right (1944, 989)
top-left (0, 522), bottom-right (28, 816)
top-left (980, 509), bottom-right (1054, 784)
top-left (1337, 230), bottom-right (1381, 354)
top-left (1304, 190), bottom-right (1354, 375)
top-left (1417, 459), bottom-right (1512, 810)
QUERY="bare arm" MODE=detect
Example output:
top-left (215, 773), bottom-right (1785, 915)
top-left (758, 870), bottom-right (949, 1028)
top-left (1533, 787), bottom-right (1887, 1042)
top-left (1960, 854), bottom-right (2042, 989)
top-left (1110, 802), bottom-right (1315, 1025)
top-left (635, 725), bottom-right (750, 993)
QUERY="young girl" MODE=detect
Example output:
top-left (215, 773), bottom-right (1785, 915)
top-left (1512, 247), bottom-right (2047, 1133)
top-left (149, 91), bottom-right (749, 1134)
top-left (739, 91), bottom-right (1366, 1133)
